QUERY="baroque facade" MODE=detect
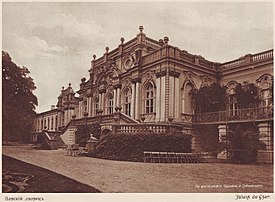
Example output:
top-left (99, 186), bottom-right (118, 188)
top-left (32, 26), bottom-right (273, 163)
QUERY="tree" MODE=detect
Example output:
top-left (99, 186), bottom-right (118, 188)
top-left (2, 51), bottom-right (38, 142)
top-left (191, 83), bottom-right (227, 113)
top-left (219, 123), bottom-right (266, 164)
top-left (234, 82), bottom-right (259, 108)
top-left (75, 123), bottom-right (101, 147)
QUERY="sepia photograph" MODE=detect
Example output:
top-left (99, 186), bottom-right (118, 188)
top-left (2, 1), bottom-right (274, 201)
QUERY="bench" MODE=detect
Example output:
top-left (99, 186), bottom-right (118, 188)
top-left (144, 151), bottom-right (201, 163)
top-left (66, 144), bottom-right (80, 156)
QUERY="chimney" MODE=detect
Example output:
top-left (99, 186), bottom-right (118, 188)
top-left (51, 105), bottom-right (55, 110)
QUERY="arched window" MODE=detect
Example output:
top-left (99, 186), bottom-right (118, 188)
top-left (51, 117), bottom-right (54, 130)
top-left (48, 117), bottom-right (50, 130)
top-left (83, 97), bottom-right (87, 113)
top-left (182, 83), bottom-right (195, 114)
top-left (95, 96), bottom-right (99, 114)
top-left (226, 81), bottom-right (238, 117)
top-left (41, 119), bottom-right (43, 131)
top-left (124, 88), bottom-right (131, 116)
top-left (55, 115), bottom-right (58, 130)
top-left (107, 94), bottom-right (114, 114)
top-left (228, 94), bottom-right (238, 116)
top-left (257, 74), bottom-right (273, 108)
top-left (62, 111), bottom-right (65, 126)
top-left (145, 83), bottom-right (154, 113)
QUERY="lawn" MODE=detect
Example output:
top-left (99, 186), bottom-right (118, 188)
top-left (2, 146), bottom-right (274, 193)
top-left (2, 155), bottom-right (101, 193)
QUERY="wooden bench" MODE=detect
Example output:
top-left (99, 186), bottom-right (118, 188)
top-left (143, 151), bottom-right (202, 163)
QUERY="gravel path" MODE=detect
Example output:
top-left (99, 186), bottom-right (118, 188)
top-left (2, 146), bottom-right (273, 193)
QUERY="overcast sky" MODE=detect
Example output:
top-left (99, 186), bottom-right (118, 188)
top-left (2, 2), bottom-right (273, 113)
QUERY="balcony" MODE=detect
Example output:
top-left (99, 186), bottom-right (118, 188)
top-left (194, 106), bottom-right (273, 124)
top-left (112, 123), bottom-right (183, 135)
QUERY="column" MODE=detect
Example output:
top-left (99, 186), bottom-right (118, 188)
top-left (113, 89), bottom-right (117, 110)
top-left (131, 82), bottom-right (136, 118)
top-left (78, 101), bottom-right (82, 118)
top-left (155, 77), bottom-right (161, 122)
top-left (64, 110), bottom-right (67, 126)
top-left (68, 109), bottom-right (71, 123)
top-left (57, 112), bottom-right (60, 129)
top-left (88, 97), bottom-right (91, 117)
top-left (169, 76), bottom-right (175, 117)
top-left (258, 122), bottom-right (273, 163)
top-left (217, 125), bottom-right (228, 160)
top-left (89, 97), bottom-right (94, 116)
top-left (182, 89), bottom-right (185, 114)
top-left (101, 92), bottom-right (105, 114)
top-left (160, 76), bottom-right (166, 121)
top-left (99, 94), bottom-right (102, 112)
top-left (174, 77), bottom-right (180, 120)
top-left (86, 97), bottom-right (89, 116)
top-left (117, 88), bottom-right (121, 107)
top-left (135, 81), bottom-right (140, 120)
top-left (53, 115), bottom-right (56, 131)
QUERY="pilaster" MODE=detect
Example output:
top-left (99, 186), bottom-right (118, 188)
top-left (217, 125), bottom-right (228, 160)
top-left (131, 82), bottom-right (136, 118)
top-left (258, 122), bottom-right (273, 163)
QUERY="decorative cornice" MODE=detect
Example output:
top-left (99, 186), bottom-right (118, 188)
top-left (99, 89), bottom-right (106, 94)
top-left (131, 78), bottom-right (142, 83)
top-left (168, 70), bottom-right (180, 78)
top-left (113, 83), bottom-right (122, 89)
top-left (155, 70), bottom-right (167, 78)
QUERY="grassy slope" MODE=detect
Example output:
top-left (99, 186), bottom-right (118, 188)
top-left (2, 155), bottom-right (101, 193)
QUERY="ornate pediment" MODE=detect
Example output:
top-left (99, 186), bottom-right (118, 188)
top-left (257, 74), bottom-right (273, 90)
top-left (183, 71), bottom-right (197, 83)
top-left (199, 75), bottom-right (211, 88)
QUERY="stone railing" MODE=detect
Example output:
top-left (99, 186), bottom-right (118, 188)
top-left (194, 106), bottom-right (273, 123)
top-left (112, 123), bottom-right (183, 135)
top-left (221, 58), bottom-right (246, 69)
top-left (252, 49), bottom-right (273, 61)
top-left (142, 50), bottom-right (163, 65)
top-left (145, 38), bottom-right (160, 50)
top-left (180, 52), bottom-right (195, 63)
top-left (221, 49), bottom-right (273, 69)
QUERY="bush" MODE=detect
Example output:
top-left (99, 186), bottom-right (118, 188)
top-left (92, 132), bottom-right (192, 162)
top-left (75, 124), bottom-right (101, 147)
top-left (219, 123), bottom-right (266, 164)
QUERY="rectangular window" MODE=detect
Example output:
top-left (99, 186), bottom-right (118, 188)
top-left (108, 96), bottom-right (114, 114)
top-left (55, 116), bottom-right (58, 130)
top-left (125, 103), bottom-right (131, 116)
top-left (51, 117), bottom-right (54, 130)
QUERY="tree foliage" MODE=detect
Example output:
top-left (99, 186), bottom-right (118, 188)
top-left (2, 51), bottom-right (38, 142)
top-left (219, 123), bottom-right (266, 164)
top-left (75, 123), bottom-right (101, 147)
top-left (234, 82), bottom-right (259, 108)
top-left (191, 83), bottom-right (227, 113)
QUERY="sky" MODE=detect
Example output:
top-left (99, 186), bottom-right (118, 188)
top-left (2, 2), bottom-right (273, 113)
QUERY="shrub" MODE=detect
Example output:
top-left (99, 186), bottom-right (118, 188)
top-left (75, 124), bottom-right (101, 147)
top-left (219, 123), bottom-right (266, 164)
top-left (92, 132), bottom-right (192, 162)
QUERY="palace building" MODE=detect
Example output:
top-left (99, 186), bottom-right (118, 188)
top-left (32, 26), bottom-right (273, 163)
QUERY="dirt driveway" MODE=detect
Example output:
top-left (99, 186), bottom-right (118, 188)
top-left (2, 146), bottom-right (273, 193)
